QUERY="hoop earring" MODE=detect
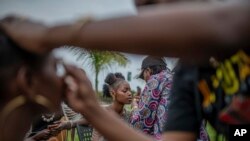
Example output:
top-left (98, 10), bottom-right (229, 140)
top-left (0, 95), bottom-right (26, 122)
top-left (0, 94), bottom-right (55, 140)
top-left (32, 94), bottom-right (56, 111)
top-left (0, 95), bottom-right (55, 119)
top-left (0, 95), bottom-right (26, 140)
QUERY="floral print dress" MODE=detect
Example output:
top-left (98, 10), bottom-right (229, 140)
top-left (130, 70), bottom-right (209, 141)
top-left (131, 70), bottom-right (173, 140)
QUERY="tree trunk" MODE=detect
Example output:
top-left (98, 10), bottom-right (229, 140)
top-left (95, 71), bottom-right (99, 92)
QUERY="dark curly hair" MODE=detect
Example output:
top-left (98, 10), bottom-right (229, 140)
top-left (0, 26), bottom-right (48, 100)
top-left (102, 73), bottom-right (125, 98)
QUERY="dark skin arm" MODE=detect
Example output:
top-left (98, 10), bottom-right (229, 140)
top-left (48, 118), bottom-right (88, 131)
top-left (68, 0), bottom-right (249, 64)
top-left (1, 0), bottom-right (250, 65)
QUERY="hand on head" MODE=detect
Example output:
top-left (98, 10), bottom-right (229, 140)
top-left (0, 16), bottom-right (50, 54)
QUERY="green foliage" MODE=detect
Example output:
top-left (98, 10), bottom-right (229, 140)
top-left (96, 91), bottom-right (112, 104)
top-left (67, 47), bottom-right (130, 92)
top-left (206, 122), bottom-right (225, 141)
top-left (66, 130), bottom-right (80, 141)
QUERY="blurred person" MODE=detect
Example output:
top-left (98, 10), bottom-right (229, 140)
top-left (0, 23), bottom-right (86, 141)
top-left (61, 102), bottom-right (87, 141)
top-left (133, 86), bottom-right (141, 104)
top-left (92, 72), bottom-right (133, 141)
top-left (0, 27), bottom-right (69, 141)
top-left (26, 112), bottom-right (66, 141)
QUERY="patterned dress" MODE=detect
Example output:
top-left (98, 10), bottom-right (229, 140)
top-left (131, 70), bottom-right (209, 141)
top-left (131, 70), bottom-right (173, 140)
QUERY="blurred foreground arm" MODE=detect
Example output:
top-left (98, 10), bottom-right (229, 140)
top-left (59, 0), bottom-right (250, 64)
top-left (2, 0), bottom-right (250, 64)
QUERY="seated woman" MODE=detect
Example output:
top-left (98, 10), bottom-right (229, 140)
top-left (92, 73), bottom-right (133, 141)
top-left (26, 111), bottom-right (86, 141)
top-left (26, 112), bottom-right (65, 141)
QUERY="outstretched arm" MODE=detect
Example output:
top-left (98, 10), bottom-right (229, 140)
top-left (72, 1), bottom-right (249, 62)
top-left (47, 0), bottom-right (250, 64)
top-left (1, 0), bottom-right (250, 64)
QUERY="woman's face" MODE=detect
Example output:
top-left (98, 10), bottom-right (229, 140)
top-left (114, 82), bottom-right (132, 104)
top-left (143, 68), bottom-right (151, 82)
top-left (31, 55), bottom-right (65, 111)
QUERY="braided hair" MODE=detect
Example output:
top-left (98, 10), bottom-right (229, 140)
top-left (103, 73), bottom-right (125, 98)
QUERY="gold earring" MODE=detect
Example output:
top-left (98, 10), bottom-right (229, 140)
top-left (31, 94), bottom-right (56, 112)
top-left (0, 94), bottom-right (55, 140)
top-left (0, 95), bottom-right (27, 140)
top-left (0, 95), bottom-right (26, 122)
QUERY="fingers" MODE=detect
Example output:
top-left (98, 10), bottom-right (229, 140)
top-left (0, 15), bottom-right (28, 29)
top-left (1, 15), bottom-right (24, 23)
top-left (44, 129), bottom-right (51, 134)
top-left (64, 65), bottom-right (87, 83)
top-left (64, 65), bottom-right (92, 88)
top-left (65, 88), bottom-right (82, 112)
top-left (48, 124), bottom-right (59, 130)
top-left (64, 75), bottom-right (78, 93)
top-left (63, 65), bottom-right (98, 113)
top-left (53, 121), bottom-right (61, 124)
top-left (64, 65), bottom-right (93, 97)
top-left (1, 15), bottom-right (44, 26)
top-left (1, 14), bottom-right (27, 20)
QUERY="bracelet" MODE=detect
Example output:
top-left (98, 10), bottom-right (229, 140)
top-left (69, 16), bottom-right (92, 43)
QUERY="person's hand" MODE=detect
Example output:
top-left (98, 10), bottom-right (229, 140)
top-left (1, 16), bottom-right (90, 54)
top-left (64, 65), bottom-right (98, 114)
top-left (31, 129), bottom-right (51, 141)
top-left (0, 16), bottom-right (52, 54)
top-left (48, 120), bottom-right (71, 132)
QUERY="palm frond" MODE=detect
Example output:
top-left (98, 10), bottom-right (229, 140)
top-left (67, 48), bottom-right (130, 91)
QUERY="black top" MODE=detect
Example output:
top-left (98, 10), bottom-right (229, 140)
top-left (29, 114), bottom-right (62, 137)
top-left (164, 50), bottom-right (250, 140)
top-left (164, 65), bottom-right (204, 134)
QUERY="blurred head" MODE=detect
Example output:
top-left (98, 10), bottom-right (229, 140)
top-left (138, 56), bottom-right (167, 81)
top-left (0, 27), bottom-right (64, 114)
top-left (103, 73), bottom-right (132, 104)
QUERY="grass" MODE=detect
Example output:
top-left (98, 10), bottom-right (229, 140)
top-left (206, 122), bottom-right (226, 141)
top-left (66, 130), bottom-right (80, 141)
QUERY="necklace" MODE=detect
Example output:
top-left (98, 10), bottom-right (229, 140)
top-left (41, 113), bottom-right (55, 122)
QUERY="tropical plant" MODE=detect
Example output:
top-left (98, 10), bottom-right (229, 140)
top-left (67, 47), bottom-right (129, 92)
